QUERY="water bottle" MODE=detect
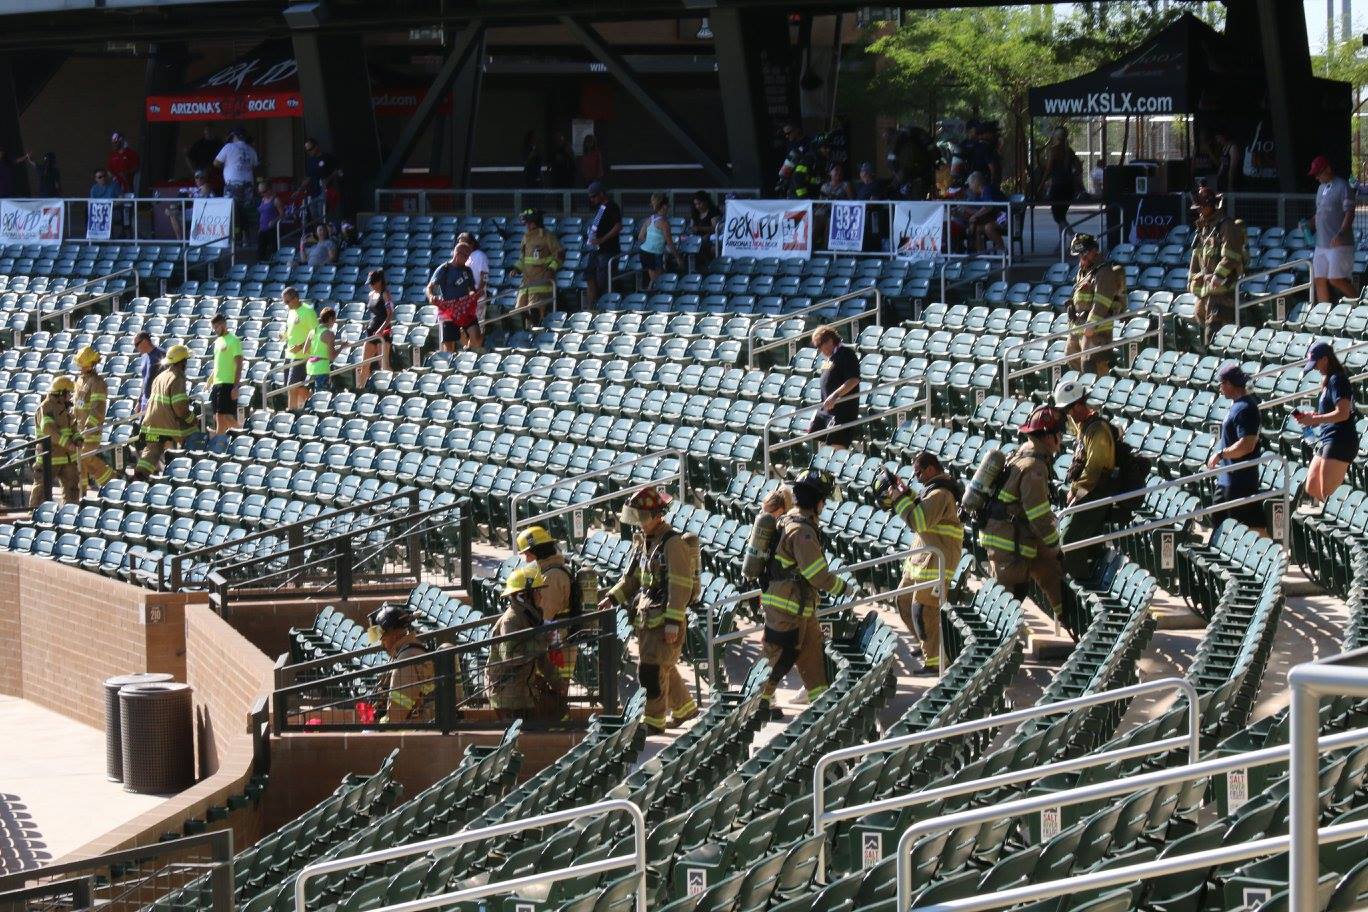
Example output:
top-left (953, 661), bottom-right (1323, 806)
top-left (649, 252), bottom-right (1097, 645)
top-left (1298, 218), bottom-right (1314, 248)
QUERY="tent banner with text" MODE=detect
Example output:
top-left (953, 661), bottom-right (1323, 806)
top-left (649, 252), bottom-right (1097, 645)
top-left (0, 199), bottom-right (64, 247)
top-left (722, 200), bottom-right (813, 260)
top-left (893, 202), bottom-right (945, 260)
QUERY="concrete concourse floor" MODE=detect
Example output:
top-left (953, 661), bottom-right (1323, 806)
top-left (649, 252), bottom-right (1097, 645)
top-left (0, 696), bottom-right (166, 874)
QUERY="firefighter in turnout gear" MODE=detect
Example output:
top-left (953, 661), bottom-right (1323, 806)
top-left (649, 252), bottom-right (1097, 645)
top-left (72, 346), bottom-right (114, 489)
top-left (517, 525), bottom-right (576, 690)
top-left (777, 123), bottom-right (820, 200)
top-left (599, 486), bottom-right (700, 734)
top-left (759, 470), bottom-right (853, 718)
top-left (1055, 378), bottom-right (1117, 584)
top-left (982, 405), bottom-right (1065, 617)
top-left (1065, 234), bottom-right (1127, 376)
top-left (367, 605), bottom-right (436, 723)
top-left (884, 453), bottom-right (963, 676)
top-left (136, 344), bottom-right (197, 480)
top-left (29, 376), bottom-right (81, 509)
top-left (512, 209), bottom-right (562, 320)
top-left (1188, 186), bottom-right (1248, 349)
top-left (488, 567), bottom-right (565, 722)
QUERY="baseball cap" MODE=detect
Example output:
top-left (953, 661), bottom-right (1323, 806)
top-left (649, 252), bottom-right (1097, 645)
top-left (1217, 362), bottom-right (1248, 387)
top-left (586, 181), bottom-right (605, 196)
top-left (110, 131), bottom-right (123, 142)
top-left (1307, 155), bottom-right (1331, 177)
top-left (858, 161), bottom-right (874, 174)
top-left (1304, 341), bottom-right (1334, 371)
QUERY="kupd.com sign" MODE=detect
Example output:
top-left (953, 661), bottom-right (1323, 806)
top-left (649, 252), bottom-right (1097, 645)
top-left (722, 200), bottom-right (813, 260)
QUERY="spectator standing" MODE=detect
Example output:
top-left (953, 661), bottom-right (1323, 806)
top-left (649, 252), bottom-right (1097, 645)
top-left (107, 131), bottom-right (140, 194)
top-left (637, 192), bottom-right (678, 287)
top-left (690, 191), bottom-right (722, 268)
top-left (512, 209), bottom-right (562, 324)
top-left (1038, 128), bottom-right (1082, 247)
top-left (854, 162), bottom-right (884, 200)
top-left (209, 314), bottom-right (243, 436)
top-left (458, 232), bottom-right (490, 352)
top-left (133, 332), bottom-right (164, 415)
top-left (302, 137), bottom-right (340, 222)
top-left (1309, 155), bottom-right (1359, 303)
top-left (1188, 185), bottom-right (1248, 348)
top-left (1054, 379), bottom-right (1117, 583)
top-left (359, 268), bottom-right (393, 387)
top-left (777, 122), bottom-right (819, 199)
top-left (547, 132), bottom-right (576, 187)
top-left (214, 129), bottom-right (260, 245)
top-left (184, 125), bottom-right (221, 177)
top-left (578, 134), bottom-right (606, 185)
top-left (304, 223), bottom-right (338, 267)
top-left (522, 131), bottom-right (543, 188)
top-left (26, 152), bottom-right (61, 196)
top-left (305, 307), bottom-right (338, 392)
top-left (583, 182), bottom-right (622, 308)
top-left (1295, 341), bottom-right (1362, 509)
top-left (1213, 130), bottom-right (1240, 192)
top-left (966, 121), bottom-right (1002, 189)
top-left (1208, 363), bottom-right (1266, 534)
top-left (256, 180), bottom-right (284, 260)
top-left (810, 325), bottom-right (861, 449)
top-left (426, 243), bottom-right (478, 353)
top-left (820, 164), bottom-right (854, 201)
top-left (282, 287), bottom-right (317, 411)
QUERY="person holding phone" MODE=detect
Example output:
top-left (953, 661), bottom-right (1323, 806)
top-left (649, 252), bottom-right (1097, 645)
top-left (1294, 341), bottom-right (1361, 511)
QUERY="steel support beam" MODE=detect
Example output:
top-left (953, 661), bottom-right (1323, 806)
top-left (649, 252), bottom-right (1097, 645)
top-left (374, 21), bottom-right (485, 191)
top-left (448, 28), bottom-right (487, 189)
top-left (561, 15), bottom-right (730, 185)
top-left (140, 42), bottom-right (190, 187)
top-left (711, 8), bottom-right (764, 188)
top-left (288, 2), bottom-right (382, 217)
top-left (710, 7), bottom-right (799, 189)
top-left (1253, 0), bottom-right (1317, 191)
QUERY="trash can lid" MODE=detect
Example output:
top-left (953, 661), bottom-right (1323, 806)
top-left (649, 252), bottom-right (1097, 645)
top-left (118, 682), bottom-right (193, 698)
top-left (105, 672), bottom-right (175, 689)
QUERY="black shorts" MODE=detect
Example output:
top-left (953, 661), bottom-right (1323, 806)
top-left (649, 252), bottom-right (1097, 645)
top-left (440, 320), bottom-right (463, 344)
top-left (210, 383), bottom-right (236, 416)
top-left (1319, 436), bottom-right (1361, 463)
top-left (287, 361), bottom-right (306, 385)
top-left (808, 411), bottom-right (860, 447)
top-left (640, 251), bottom-right (662, 272)
top-left (584, 250), bottom-right (613, 288)
top-left (1212, 490), bottom-right (1266, 529)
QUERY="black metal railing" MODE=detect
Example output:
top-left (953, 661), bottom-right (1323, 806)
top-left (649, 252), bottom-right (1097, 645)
top-left (164, 489), bottom-right (472, 594)
top-left (0, 436), bottom-right (51, 511)
top-left (0, 831), bottom-right (233, 912)
top-left (271, 607), bottom-right (622, 733)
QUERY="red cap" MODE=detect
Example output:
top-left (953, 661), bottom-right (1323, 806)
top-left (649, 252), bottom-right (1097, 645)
top-left (1307, 155), bottom-right (1331, 177)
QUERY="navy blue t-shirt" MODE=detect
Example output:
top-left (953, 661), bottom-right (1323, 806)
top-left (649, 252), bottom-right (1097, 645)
top-left (1219, 394), bottom-right (1261, 495)
top-left (1318, 372), bottom-right (1359, 446)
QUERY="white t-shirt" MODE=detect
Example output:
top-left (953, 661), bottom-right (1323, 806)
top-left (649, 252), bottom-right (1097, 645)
top-left (467, 249), bottom-right (490, 320)
top-left (215, 140), bottom-right (260, 184)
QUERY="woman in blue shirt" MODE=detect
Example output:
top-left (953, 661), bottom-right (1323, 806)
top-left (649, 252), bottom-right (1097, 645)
top-left (636, 192), bottom-right (676, 287)
top-left (1295, 341), bottom-right (1361, 506)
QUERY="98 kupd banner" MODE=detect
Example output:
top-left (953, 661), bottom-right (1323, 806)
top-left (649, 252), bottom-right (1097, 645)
top-left (0, 199), bottom-right (64, 247)
top-left (721, 200), bottom-right (813, 260)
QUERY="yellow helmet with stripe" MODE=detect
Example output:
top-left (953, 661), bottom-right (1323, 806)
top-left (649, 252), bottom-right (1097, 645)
top-left (502, 566), bottom-right (547, 596)
top-left (516, 525), bottom-right (557, 552)
top-left (75, 346), bottom-right (101, 369)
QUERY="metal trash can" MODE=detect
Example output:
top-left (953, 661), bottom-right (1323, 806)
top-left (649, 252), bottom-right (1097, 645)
top-left (119, 682), bottom-right (194, 794)
top-left (103, 672), bottom-right (173, 782)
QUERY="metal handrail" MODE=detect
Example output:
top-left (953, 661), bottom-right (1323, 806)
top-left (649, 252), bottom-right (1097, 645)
top-left (1000, 309), bottom-right (1165, 398)
top-left (1234, 256), bottom-right (1312, 328)
top-left (1057, 216), bottom-right (1126, 263)
top-left (277, 613), bottom-right (501, 680)
top-left (259, 332), bottom-right (386, 405)
top-left (293, 799), bottom-right (646, 912)
top-left (761, 377), bottom-right (930, 476)
top-left (1247, 337), bottom-right (1368, 384)
top-left (818, 677), bottom-right (1199, 882)
top-left (891, 721), bottom-right (1368, 907)
top-left (914, 820), bottom-right (1368, 911)
top-left (1055, 453), bottom-right (1293, 549)
top-left (481, 285), bottom-right (558, 329)
top-left (1260, 367), bottom-right (1368, 411)
top-left (164, 487), bottom-right (428, 590)
top-left (30, 266), bottom-right (140, 336)
top-left (1288, 646), bottom-right (1368, 909)
top-left (507, 447), bottom-right (688, 537)
top-left (749, 298), bottom-right (882, 368)
top-left (702, 547), bottom-right (943, 692)
top-left (746, 288), bottom-right (882, 367)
